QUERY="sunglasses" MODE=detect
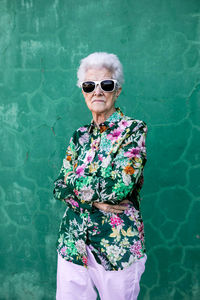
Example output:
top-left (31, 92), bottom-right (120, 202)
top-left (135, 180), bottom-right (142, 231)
top-left (80, 79), bottom-right (118, 93)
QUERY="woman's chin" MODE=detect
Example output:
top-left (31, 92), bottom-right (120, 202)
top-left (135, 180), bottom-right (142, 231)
top-left (90, 102), bottom-right (107, 112)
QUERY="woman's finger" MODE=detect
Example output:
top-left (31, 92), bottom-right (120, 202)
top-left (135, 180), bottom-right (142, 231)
top-left (112, 205), bottom-right (128, 210)
top-left (119, 199), bottom-right (132, 205)
top-left (93, 202), bottom-right (128, 213)
top-left (105, 204), bottom-right (128, 211)
top-left (94, 203), bottom-right (127, 210)
top-left (110, 210), bottom-right (125, 214)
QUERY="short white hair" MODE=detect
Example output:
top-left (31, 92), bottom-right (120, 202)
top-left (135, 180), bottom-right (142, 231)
top-left (77, 52), bottom-right (124, 88)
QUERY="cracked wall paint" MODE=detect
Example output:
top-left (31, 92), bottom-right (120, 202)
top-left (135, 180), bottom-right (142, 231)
top-left (0, 0), bottom-right (200, 299)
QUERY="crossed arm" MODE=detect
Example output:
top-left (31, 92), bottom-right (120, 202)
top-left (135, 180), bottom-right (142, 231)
top-left (53, 121), bottom-right (147, 212)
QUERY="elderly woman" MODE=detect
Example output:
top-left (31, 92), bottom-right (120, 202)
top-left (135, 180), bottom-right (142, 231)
top-left (53, 52), bottom-right (148, 300)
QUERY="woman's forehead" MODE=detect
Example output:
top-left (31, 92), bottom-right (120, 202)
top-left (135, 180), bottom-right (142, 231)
top-left (84, 68), bottom-right (112, 81)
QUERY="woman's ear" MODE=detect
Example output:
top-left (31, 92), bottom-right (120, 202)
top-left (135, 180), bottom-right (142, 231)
top-left (116, 87), bottom-right (122, 98)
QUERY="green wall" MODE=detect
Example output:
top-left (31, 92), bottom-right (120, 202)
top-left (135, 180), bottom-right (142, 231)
top-left (0, 0), bottom-right (200, 299)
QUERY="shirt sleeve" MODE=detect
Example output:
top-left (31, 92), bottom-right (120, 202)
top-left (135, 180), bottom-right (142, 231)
top-left (53, 129), bottom-right (101, 204)
top-left (53, 131), bottom-right (79, 203)
top-left (98, 121), bottom-right (148, 203)
top-left (53, 121), bottom-right (147, 205)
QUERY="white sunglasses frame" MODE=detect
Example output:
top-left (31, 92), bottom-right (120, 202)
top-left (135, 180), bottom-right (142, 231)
top-left (80, 79), bottom-right (118, 93)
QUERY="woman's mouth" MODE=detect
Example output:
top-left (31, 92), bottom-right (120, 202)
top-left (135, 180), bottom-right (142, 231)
top-left (92, 99), bottom-right (105, 103)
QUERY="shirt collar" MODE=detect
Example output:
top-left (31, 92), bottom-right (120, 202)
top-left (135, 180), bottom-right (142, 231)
top-left (88, 107), bottom-right (124, 134)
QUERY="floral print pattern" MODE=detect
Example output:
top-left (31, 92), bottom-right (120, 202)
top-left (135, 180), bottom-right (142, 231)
top-left (53, 107), bottom-right (148, 271)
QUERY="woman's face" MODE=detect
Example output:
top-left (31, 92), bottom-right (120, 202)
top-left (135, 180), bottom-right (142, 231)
top-left (82, 68), bottom-right (122, 117)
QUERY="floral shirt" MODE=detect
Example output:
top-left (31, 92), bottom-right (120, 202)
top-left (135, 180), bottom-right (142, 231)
top-left (53, 107), bottom-right (148, 271)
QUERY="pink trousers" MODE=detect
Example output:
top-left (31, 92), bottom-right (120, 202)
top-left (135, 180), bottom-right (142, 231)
top-left (56, 246), bottom-right (147, 300)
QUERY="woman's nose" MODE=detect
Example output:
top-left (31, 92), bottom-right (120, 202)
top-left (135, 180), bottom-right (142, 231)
top-left (94, 84), bottom-right (103, 94)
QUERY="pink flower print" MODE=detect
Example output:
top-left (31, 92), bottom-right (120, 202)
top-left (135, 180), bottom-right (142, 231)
top-left (138, 222), bottom-right (144, 242)
top-left (91, 139), bottom-right (100, 151)
top-left (110, 216), bottom-right (124, 228)
top-left (137, 135), bottom-right (145, 148)
top-left (141, 139), bottom-right (145, 148)
top-left (123, 206), bottom-right (138, 219)
top-left (138, 222), bottom-right (144, 234)
top-left (98, 154), bottom-right (103, 161)
top-left (84, 151), bottom-right (95, 164)
top-left (74, 189), bottom-right (79, 196)
top-left (75, 165), bottom-right (86, 177)
top-left (130, 240), bottom-right (142, 257)
top-left (88, 155), bottom-right (94, 162)
top-left (60, 246), bottom-right (67, 256)
top-left (70, 199), bottom-right (79, 207)
top-left (79, 133), bottom-right (89, 146)
top-left (92, 225), bottom-right (98, 233)
top-left (79, 127), bottom-right (87, 132)
top-left (82, 256), bottom-right (88, 265)
top-left (107, 129), bottom-right (122, 142)
top-left (65, 198), bottom-right (79, 207)
top-left (118, 119), bottom-right (132, 129)
top-left (109, 122), bottom-right (115, 127)
top-left (143, 125), bottom-right (147, 133)
top-left (124, 147), bottom-right (141, 158)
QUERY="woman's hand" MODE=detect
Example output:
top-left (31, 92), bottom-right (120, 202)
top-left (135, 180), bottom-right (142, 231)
top-left (92, 200), bottom-right (131, 214)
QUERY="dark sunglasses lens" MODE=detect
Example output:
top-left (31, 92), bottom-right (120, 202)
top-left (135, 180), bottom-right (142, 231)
top-left (82, 81), bottom-right (95, 93)
top-left (101, 80), bottom-right (115, 91)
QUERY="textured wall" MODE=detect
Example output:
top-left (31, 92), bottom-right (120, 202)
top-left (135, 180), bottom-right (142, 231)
top-left (0, 0), bottom-right (200, 299)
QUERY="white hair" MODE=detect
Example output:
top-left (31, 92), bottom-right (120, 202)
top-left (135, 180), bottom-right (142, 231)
top-left (77, 52), bottom-right (124, 88)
